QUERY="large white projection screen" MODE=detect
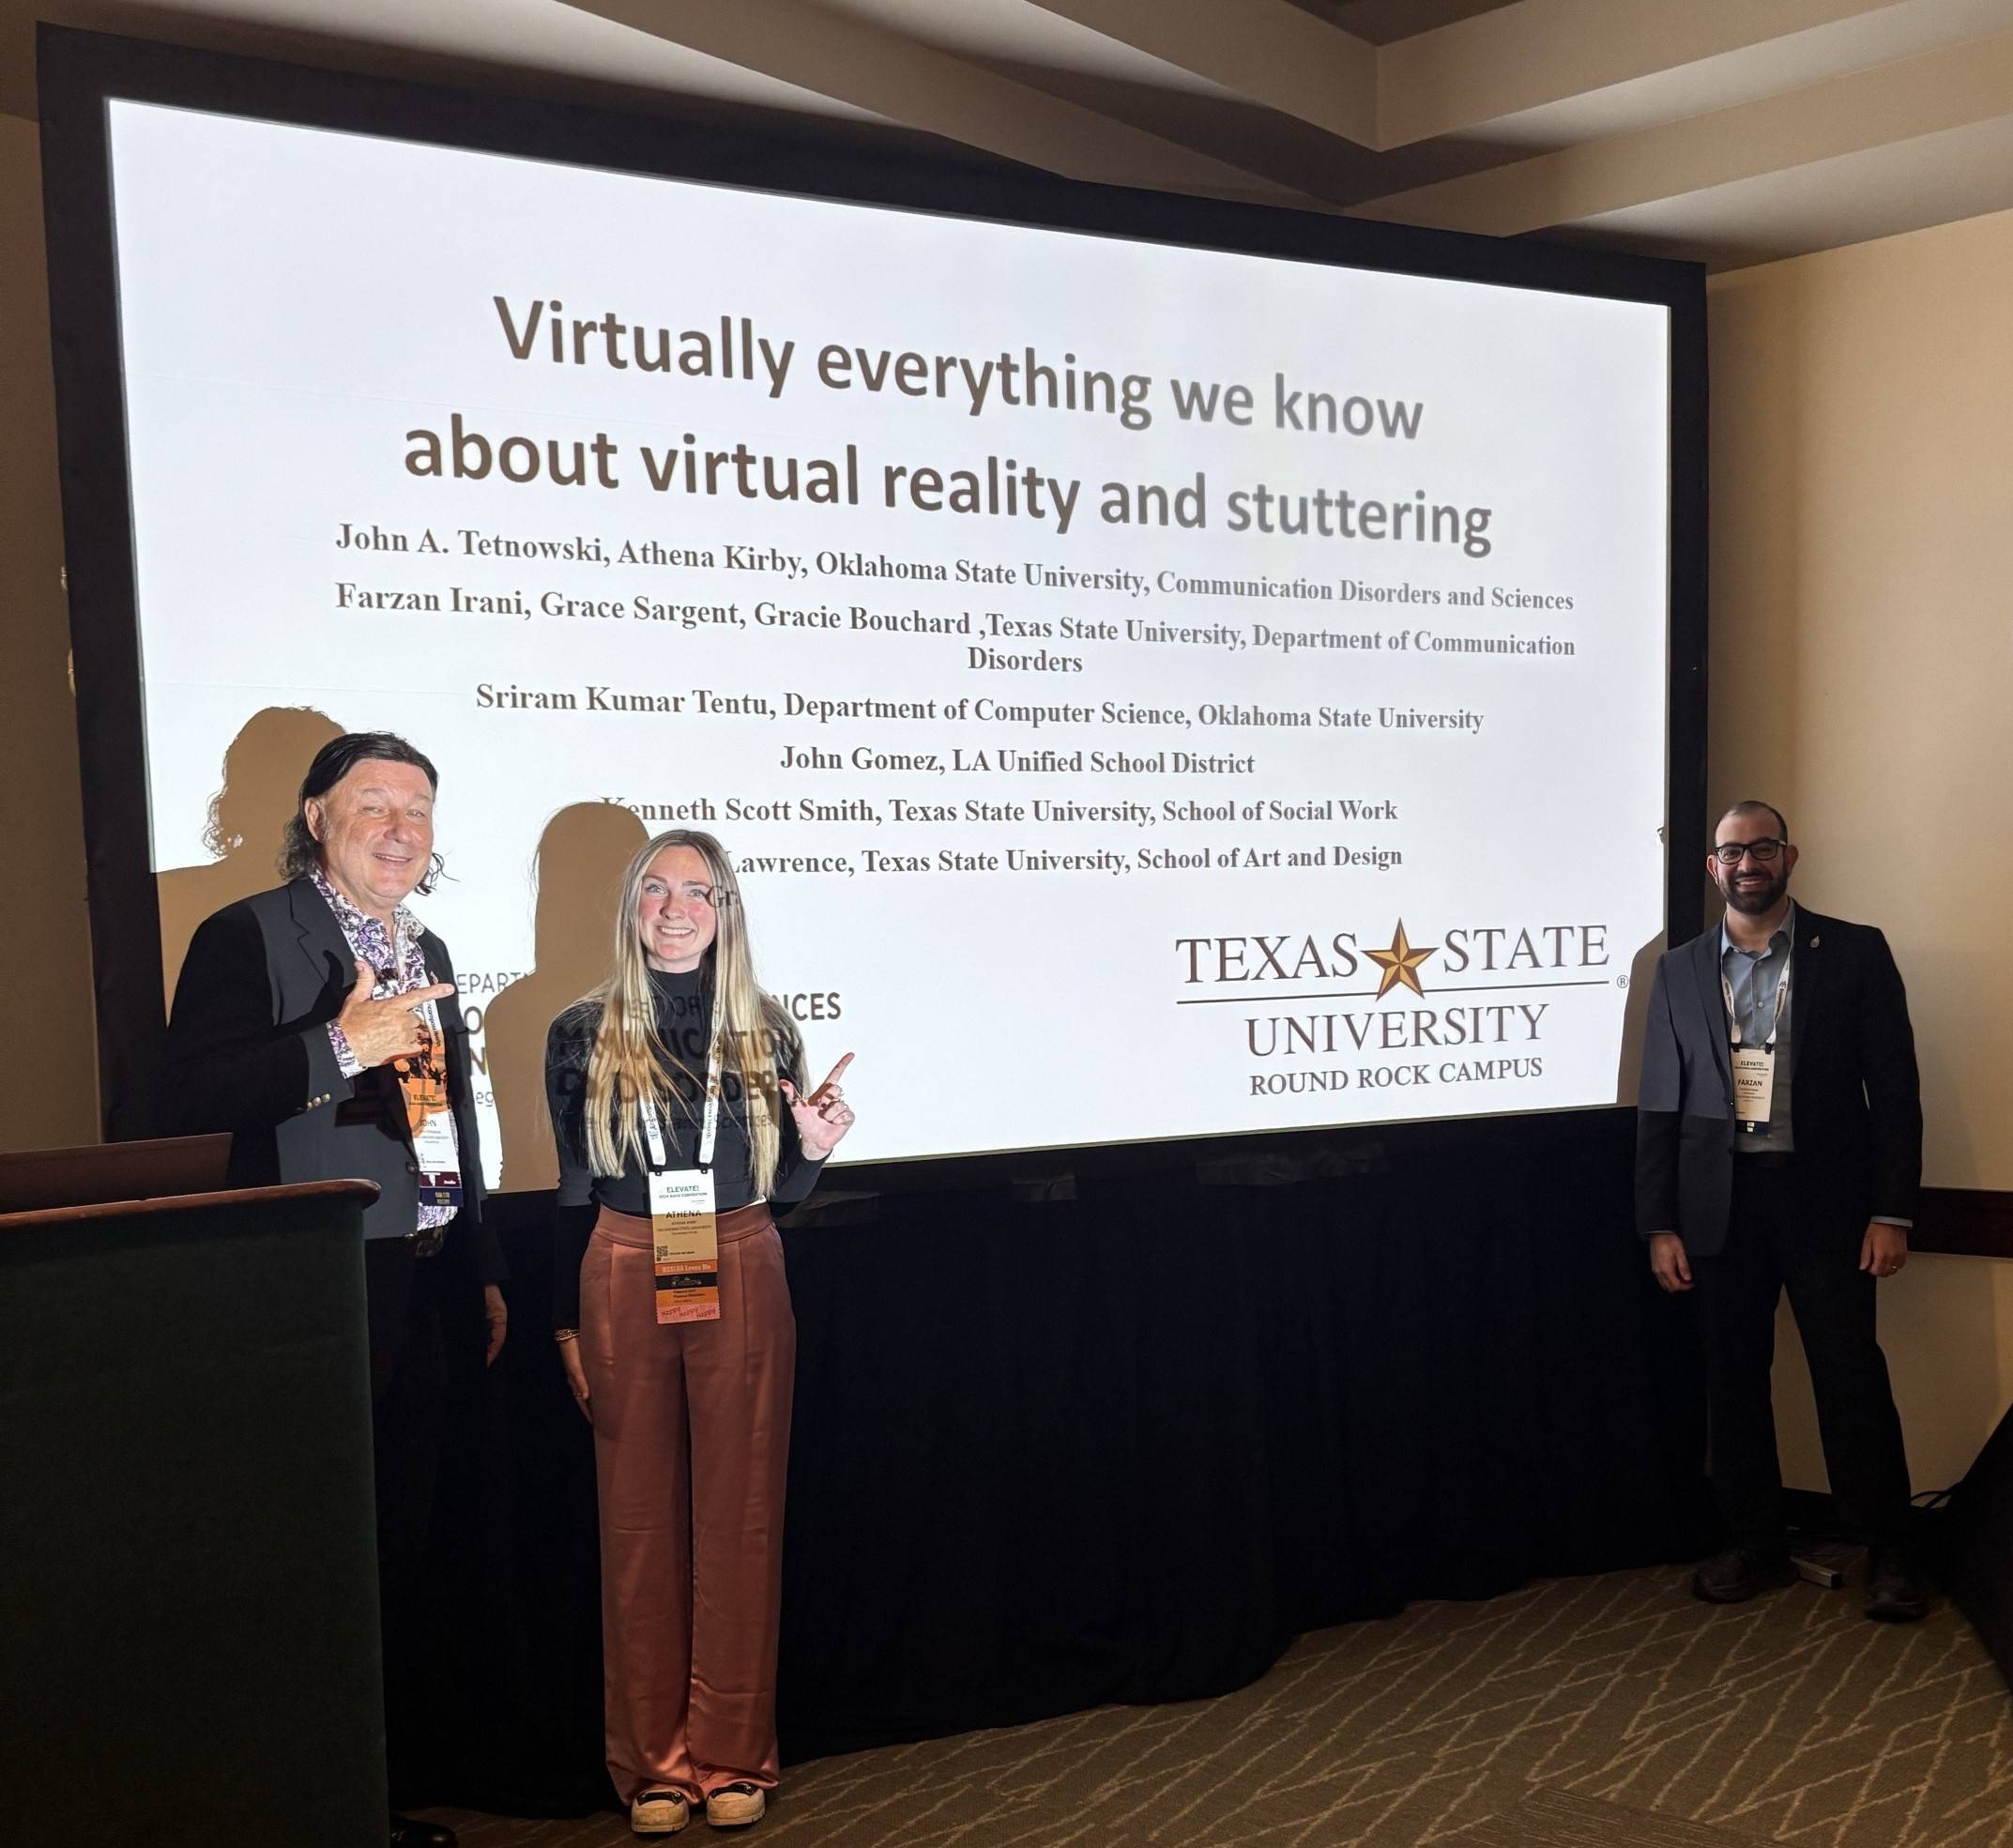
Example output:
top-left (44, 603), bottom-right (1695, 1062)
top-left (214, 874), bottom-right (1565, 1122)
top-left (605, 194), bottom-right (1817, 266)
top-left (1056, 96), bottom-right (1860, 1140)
top-left (108, 102), bottom-right (1670, 1185)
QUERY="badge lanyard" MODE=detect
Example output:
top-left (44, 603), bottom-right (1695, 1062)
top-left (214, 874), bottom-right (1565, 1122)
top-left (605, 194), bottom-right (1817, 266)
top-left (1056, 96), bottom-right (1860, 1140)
top-left (389, 973), bottom-right (463, 1212)
top-left (639, 1015), bottom-right (725, 1324)
top-left (1722, 953), bottom-right (1791, 1136)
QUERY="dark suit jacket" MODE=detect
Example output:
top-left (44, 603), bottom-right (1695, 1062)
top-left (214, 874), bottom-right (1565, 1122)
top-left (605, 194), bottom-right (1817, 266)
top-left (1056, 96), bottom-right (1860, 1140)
top-left (161, 877), bottom-right (502, 1282)
top-left (1635, 907), bottom-right (1921, 1256)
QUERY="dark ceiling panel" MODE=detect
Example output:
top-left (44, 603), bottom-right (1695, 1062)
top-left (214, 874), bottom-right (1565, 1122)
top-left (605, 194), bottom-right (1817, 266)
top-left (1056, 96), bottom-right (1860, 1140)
top-left (1301, 0), bottom-right (1525, 47)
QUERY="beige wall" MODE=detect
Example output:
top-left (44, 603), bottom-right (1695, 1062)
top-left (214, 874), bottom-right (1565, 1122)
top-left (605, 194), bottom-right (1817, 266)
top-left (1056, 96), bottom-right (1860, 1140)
top-left (0, 114), bottom-right (98, 1153)
top-left (1708, 208), bottom-right (2013, 1494)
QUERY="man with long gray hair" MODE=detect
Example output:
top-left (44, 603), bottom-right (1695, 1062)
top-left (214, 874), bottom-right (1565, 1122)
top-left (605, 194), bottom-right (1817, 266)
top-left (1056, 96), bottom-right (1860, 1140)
top-left (163, 730), bottom-right (503, 1848)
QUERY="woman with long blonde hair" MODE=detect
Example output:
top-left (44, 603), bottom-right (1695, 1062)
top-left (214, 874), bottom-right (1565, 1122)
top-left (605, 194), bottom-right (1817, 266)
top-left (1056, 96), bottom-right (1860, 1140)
top-left (544, 830), bottom-right (853, 1834)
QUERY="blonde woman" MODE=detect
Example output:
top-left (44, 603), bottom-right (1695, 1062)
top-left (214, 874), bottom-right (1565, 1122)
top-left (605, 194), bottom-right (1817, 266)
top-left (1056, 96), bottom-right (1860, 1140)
top-left (544, 831), bottom-right (854, 1834)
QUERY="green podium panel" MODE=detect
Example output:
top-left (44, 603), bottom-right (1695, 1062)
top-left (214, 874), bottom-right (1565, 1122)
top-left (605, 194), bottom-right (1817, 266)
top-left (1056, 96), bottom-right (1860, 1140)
top-left (0, 1181), bottom-right (385, 1848)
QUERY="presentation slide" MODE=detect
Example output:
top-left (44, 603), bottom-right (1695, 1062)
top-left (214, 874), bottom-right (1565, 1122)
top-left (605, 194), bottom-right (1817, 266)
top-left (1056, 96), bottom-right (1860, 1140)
top-left (106, 101), bottom-right (1670, 1183)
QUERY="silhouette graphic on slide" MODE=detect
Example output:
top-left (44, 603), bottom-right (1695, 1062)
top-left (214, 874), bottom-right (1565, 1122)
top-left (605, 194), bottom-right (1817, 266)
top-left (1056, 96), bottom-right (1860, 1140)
top-left (157, 706), bottom-right (343, 1004)
top-left (483, 801), bottom-right (649, 1193)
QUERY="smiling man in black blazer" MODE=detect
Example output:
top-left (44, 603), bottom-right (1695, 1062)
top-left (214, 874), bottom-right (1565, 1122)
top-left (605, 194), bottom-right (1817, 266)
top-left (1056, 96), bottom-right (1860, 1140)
top-left (163, 731), bottom-right (503, 1848)
top-left (1636, 800), bottom-right (1926, 1621)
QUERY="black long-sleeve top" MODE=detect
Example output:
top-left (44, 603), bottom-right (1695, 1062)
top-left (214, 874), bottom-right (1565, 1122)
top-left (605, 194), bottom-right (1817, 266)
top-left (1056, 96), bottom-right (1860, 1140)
top-left (544, 967), bottom-right (822, 1324)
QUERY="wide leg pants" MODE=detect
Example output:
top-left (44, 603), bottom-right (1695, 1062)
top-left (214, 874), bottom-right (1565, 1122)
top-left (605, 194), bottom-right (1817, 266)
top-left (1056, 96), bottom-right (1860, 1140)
top-left (579, 1203), bottom-right (796, 1805)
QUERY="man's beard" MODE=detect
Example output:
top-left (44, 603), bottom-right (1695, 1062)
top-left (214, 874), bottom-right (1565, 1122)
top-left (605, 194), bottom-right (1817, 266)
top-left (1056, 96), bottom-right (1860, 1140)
top-left (1720, 865), bottom-right (1789, 914)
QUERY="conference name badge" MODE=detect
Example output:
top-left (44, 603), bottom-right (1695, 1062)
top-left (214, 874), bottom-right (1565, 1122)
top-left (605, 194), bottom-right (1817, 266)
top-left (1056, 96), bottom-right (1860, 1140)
top-left (1731, 1044), bottom-right (1776, 1133)
top-left (1721, 953), bottom-right (1790, 1139)
top-left (411, 1107), bottom-right (465, 1209)
top-left (396, 1017), bottom-right (463, 1210)
top-left (641, 1030), bottom-right (724, 1324)
top-left (650, 1168), bottom-right (721, 1323)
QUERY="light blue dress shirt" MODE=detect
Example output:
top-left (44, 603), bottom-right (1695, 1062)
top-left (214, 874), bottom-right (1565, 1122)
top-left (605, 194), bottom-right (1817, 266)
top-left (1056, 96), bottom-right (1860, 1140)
top-left (1716, 901), bottom-right (1909, 1229)
top-left (1720, 904), bottom-right (1793, 1153)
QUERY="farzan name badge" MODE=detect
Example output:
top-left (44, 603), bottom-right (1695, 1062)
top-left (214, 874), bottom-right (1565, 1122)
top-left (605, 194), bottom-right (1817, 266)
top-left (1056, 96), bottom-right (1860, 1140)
top-left (1722, 955), bottom-right (1790, 1138)
top-left (641, 1027), bottom-right (724, 1324)
top-left (1731, 1044), bottom-right (1776, 1130)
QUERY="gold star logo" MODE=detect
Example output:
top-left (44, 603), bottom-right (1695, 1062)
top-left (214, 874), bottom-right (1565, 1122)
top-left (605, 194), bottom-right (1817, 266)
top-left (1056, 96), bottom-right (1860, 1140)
top-left (1365, 920), bottom-right (1437, 1000)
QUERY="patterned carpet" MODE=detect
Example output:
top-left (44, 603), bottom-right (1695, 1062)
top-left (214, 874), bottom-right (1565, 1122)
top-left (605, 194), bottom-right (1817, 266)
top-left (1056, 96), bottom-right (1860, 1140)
top-left (424, 1564), bottom-right (2013, 1848)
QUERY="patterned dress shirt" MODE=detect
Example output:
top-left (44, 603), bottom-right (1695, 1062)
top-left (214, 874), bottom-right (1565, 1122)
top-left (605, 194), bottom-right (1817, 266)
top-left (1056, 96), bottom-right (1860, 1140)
top-left (313, 870), bottom-right (460, 1233)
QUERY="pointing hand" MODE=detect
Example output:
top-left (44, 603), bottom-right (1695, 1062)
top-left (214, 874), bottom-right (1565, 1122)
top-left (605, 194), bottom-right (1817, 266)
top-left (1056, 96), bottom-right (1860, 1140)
top-left (338, 959), bottom-right (457, 1068)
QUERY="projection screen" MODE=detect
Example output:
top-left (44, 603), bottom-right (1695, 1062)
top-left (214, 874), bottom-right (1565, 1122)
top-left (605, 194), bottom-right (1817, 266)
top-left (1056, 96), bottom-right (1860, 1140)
top-left (44, 39), bottom-right (1703, 1182)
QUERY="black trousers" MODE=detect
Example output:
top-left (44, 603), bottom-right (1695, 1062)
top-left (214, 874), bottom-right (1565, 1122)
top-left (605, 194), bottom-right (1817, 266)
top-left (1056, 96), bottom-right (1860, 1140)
top-left (366, 1228), bottom-right (486, 1805)
top-left (1691, 1158), bottom-right (1911, 1548)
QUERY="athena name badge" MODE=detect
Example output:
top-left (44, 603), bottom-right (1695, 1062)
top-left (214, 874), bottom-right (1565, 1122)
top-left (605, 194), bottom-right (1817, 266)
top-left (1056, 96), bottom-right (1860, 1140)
top-left (648, 1168), bottom-right (720, 1323)
top-left (641, 1038), bottom-right (724, 1324)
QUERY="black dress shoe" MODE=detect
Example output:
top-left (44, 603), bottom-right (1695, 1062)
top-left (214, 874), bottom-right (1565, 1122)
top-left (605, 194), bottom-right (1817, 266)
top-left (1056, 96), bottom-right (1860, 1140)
top-left (1692, 1545), bottom-right (1796, 1604)
top-left (389, 1817), bottom-right (457, 1848)
top-left (1865, 1548), bottom-right (1930, 1623)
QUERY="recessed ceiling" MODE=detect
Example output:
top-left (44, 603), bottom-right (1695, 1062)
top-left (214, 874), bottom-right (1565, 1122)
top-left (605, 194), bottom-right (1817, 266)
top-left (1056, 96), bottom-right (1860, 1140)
top-left (1302, 0), bottom-right (1525, 46)
top-left (9, 0), bottom-right (2013, 270)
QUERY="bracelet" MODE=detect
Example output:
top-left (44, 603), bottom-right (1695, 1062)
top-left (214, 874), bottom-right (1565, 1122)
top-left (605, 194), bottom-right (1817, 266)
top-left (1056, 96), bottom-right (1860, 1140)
top-left (553, 1328), bottom-right (580, 1344)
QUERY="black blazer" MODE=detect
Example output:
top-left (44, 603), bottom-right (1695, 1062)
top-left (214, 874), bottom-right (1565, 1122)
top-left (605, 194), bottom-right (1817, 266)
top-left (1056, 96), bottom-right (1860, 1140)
top-left (161, 878), bottom-right (501, 1280)
top-left (1635, 908), bottom-right (1921, 1255)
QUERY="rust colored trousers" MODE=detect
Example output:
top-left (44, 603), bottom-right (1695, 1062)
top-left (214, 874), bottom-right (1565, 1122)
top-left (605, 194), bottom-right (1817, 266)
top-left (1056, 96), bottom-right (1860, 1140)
top-left (579, 1203), bottom-right (796, 1805)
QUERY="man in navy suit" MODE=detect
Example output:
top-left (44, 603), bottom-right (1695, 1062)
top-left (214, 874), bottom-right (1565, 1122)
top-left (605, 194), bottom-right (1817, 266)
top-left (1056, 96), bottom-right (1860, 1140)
top-left (1636, 800), bottom-right (1927, 1620)
top-left (164, 732), bottom-right (503, 1847)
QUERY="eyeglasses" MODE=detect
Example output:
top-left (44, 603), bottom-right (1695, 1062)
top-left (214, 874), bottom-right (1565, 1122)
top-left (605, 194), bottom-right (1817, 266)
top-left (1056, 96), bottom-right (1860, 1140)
top-left (1711, 838), bottom-right (1787, 866)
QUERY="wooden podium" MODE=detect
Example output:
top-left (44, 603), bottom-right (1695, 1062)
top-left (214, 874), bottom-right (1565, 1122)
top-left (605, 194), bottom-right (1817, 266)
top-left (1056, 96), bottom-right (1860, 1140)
top-left (0, 1143), bottom-right (387, 1848)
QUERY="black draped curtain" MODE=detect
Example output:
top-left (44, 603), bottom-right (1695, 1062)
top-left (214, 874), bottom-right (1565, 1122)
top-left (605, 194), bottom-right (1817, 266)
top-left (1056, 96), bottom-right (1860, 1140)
top-left (410, 1108), bottom-right (1711, 1813)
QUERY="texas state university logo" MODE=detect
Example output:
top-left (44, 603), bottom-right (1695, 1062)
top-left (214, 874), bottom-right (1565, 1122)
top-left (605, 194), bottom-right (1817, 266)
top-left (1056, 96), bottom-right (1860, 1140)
top-left (1174, 918), bottom-right (1613, 1100)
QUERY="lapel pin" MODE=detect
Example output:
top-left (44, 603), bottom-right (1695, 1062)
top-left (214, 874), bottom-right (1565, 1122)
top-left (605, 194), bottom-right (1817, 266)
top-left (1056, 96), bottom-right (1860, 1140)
top-left (1810, 935), bottom-right (1821, 947)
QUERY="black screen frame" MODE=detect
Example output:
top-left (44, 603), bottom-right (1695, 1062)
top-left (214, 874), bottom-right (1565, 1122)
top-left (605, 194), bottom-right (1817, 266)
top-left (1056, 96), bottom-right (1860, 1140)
top-left (38, 23), bottom-right (1708, 1185)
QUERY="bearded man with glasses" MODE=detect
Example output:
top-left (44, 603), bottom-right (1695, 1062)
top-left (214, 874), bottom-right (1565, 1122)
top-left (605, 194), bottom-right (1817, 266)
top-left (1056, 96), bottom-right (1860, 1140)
top-left (1635, 800), bottom-right (1928, 1621)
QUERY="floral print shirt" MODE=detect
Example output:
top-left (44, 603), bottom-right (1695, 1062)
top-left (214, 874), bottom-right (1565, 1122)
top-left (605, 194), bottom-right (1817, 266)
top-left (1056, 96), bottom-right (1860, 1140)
top-left (313, 871), bottom-right (459, 1232)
